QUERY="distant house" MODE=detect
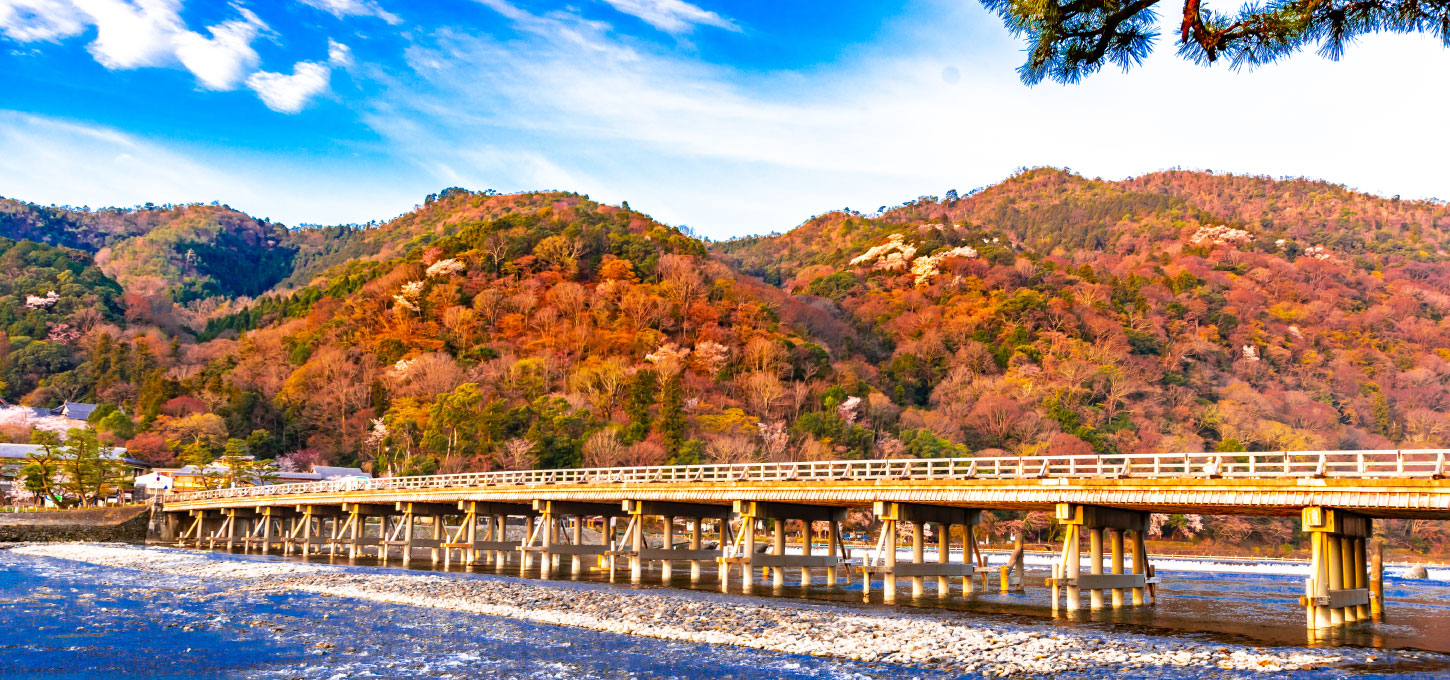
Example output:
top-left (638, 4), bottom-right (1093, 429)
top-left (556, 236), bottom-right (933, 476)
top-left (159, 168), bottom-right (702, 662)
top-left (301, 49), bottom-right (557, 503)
top-left (54, 402), bottom-right (99, 422)
top-left (0, 400), bottom-right (107, 432)
top-left (136, 463), bottom-right (370, 495)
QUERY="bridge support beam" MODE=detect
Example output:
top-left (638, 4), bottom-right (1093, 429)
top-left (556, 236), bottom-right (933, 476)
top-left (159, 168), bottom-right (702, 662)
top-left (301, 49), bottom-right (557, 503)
top-left (339, 502), bottom-right (393, 560)
top-left (1049, 504), bottom-right (1153, 614)
top-left (1302, 507), bottom-right (1372, 632)
top-left (722, 501), bottom-right (845, 594)
top-left (452, 502), bottom-right (534, 570)
top-left (614, 500), bottom-right (729, 585)
top-left (179, 509), bottom-right (215, 548)
top-left (523, 501), bottom-right (624, 579)
top-left (862, 502), bottom-right (979, 604)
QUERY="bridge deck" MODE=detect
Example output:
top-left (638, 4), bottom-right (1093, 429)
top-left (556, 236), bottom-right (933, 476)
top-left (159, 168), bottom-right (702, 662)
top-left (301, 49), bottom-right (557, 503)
top-left (163, 450), bottom-right (1450, 519)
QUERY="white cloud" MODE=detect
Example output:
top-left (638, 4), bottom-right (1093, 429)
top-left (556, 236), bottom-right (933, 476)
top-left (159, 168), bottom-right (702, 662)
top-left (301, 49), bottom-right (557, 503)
top-left (246, 61), bottom-right (331, 113)
top-left (299, 0), bottom-right (401, 25)
top-left (0, 0), bottom-right (350, 111)
top-left (363, 0), bottom-right (1450, 239)
top-left (2, 0), bottom-right (269, 89)
top-left (599, 0), bottom-right (737, 34)
top-left (327, 37), bottom-right (352, 66)
top-left (0, 0), bottom-right (88, 42)
top-left (172, 7), bottom-right (266, 90)
top-left (73, 0), bottom-right (186, 69)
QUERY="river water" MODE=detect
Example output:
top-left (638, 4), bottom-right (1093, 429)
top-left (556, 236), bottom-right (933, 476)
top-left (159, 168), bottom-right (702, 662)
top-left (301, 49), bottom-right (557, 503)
top-left (2, 545), bottom-right (1448, 679)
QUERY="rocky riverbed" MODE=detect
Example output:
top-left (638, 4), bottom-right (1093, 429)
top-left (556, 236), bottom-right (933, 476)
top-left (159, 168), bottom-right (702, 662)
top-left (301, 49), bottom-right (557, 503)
top-left (8, 542), bottom-right (1444, 678)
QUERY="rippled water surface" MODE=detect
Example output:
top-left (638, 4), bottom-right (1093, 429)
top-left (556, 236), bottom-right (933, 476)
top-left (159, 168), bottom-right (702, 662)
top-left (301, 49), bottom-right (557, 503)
top-left (3, 546), bottom-right (1449, 679)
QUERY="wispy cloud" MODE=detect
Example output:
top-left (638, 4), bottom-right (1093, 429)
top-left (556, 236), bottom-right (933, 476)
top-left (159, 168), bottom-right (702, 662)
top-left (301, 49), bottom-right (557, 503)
top-left (0, 109), bottom-right (426, 225)
top-left (299, 0), bottom-right (401, 26)
top-left (0, 109), bottom-right (245, 206)
top-left (0, 0), bottom-right (89, 42)
top-left (599, 0), bottom-right (738, 34)
top-left (359, 0), bottom-right (1450, 238)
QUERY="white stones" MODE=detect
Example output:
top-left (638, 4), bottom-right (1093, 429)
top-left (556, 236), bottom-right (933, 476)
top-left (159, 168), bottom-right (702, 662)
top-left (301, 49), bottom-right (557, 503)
top-left (9, 542), bottom-right (1408, 676)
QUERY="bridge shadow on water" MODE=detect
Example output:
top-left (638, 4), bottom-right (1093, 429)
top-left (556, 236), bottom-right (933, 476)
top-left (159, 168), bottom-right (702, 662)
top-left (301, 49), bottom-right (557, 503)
top-left (236, 548), bottom-right (1450, 657)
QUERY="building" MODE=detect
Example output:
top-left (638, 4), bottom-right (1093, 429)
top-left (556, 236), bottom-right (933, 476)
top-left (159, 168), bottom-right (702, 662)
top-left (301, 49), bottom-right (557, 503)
top-left (0, 442), bottom-right (148, 505)
top-left (135, 463), bottom-right (369, 495)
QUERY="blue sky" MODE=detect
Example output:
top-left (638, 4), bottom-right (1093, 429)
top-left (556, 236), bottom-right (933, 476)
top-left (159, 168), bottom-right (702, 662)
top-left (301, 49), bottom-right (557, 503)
top-left (2, 0), bottom-right (1448, 239)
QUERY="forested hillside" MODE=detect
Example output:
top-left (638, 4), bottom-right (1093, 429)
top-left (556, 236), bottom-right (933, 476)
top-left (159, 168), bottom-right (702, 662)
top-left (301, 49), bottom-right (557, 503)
top-left (716, 168), bottom-right (1450, 459)
top-left (3, 169), bottom-right (1449, 552)
top-left (0, 199), bottom-right (376, 322)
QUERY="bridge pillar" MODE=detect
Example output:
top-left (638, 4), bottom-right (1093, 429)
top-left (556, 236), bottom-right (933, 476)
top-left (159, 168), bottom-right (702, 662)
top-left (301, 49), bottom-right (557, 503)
top-left (1050, 504), bottom-right (1152, 614)
top-left (1302, 507), bottom-right (1372, 632)
top-left (722, 502), bottom-right (843, 595)
top-left (178, 509), bottom-right (209, 548)
top-left (615, 501), bottom-right (728, 585)
top-left (522, 501), bottom-right (622, 579)
top-left (340, 503), bottom-right (392, 561)
top-left (862, 502), bottom-right (979, 604)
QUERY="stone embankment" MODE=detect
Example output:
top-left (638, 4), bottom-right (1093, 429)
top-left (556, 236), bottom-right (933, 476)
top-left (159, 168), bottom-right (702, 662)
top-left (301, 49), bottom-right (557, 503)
top-left (9, 542), bottom-right (1428, 677)
top-left (0, 506), bottom-right (150, 543)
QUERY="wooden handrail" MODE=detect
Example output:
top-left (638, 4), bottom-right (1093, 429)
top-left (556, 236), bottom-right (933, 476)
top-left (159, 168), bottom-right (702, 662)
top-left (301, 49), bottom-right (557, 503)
top-left (162, 448), bottom-right (1450, 503)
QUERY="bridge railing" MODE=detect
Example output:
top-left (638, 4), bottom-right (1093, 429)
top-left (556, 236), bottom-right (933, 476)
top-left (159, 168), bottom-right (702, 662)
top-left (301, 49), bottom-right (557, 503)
top-left (162, 449), bottom-right (1449, 503)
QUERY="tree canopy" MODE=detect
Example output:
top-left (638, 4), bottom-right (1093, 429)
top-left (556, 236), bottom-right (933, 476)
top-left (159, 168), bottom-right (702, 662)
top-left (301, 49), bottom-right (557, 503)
top-left (981, 0), bottom-right (1450, 84)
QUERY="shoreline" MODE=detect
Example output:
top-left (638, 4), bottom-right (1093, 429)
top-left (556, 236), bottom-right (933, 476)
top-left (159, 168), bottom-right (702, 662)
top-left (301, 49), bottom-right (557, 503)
top-left (8, 542), bottom-right (1445, 677)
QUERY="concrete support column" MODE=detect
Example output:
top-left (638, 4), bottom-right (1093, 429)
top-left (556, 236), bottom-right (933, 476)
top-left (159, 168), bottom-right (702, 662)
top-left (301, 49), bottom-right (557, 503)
top-left (1370, 539), bottom-right (1384, 620)
top-left (964, 525), bottom-right (976, 595)
top-left (1130, 530), bottom-right (1146, 605)
top-left (690, 519), bottom-right (702, 583)
top-left (226, 511), bottom-right (238, 551)
top-left (937, 523), bottom-right (950, 597)
top-left (261, 513), bottom-right (274, 554)
top-left (430, 516), bottom-right (443, 566)
top-left (742, 519), bottom-right (756, 593)
top-left (1354, 537), bottom-right (1369, 621)
top-left (539, 512), bottom-right (554, 578)
top-left (630, 515), bottom-right (644, 583)
top-left (1312, 531), bottom-right (1332, 629)
top-left (910, 521), bottom-right (925, 597)
top-left (1327, 528), bottom-right (1344, 626)
top-left (1110, 528), bottom-right (1125, 608)
top-left (1089, 527), bottom-right (1105, 610)
top-left (401, 511), bottom-right (415, 566)
top-left (1064, 524), bottom-right (1081, 612)
top-left (799, 521), bottom-right (812, 587)
top-left (464, 511), bottom-right (477, 566)
top-left (495, 517), bottom-right (508, 569)
top-left (883, 519), bottom-right (898, 604)
top-left (662, 516), bottom-right (675, 583)
top-left (719, 519), bottom-right (733, 591)
top-left (572, 517), bottom-right (585, 574)
top-left (771, 519), bottom-right (786, 588)
top-left (826, 521), bottom-right (840, 588)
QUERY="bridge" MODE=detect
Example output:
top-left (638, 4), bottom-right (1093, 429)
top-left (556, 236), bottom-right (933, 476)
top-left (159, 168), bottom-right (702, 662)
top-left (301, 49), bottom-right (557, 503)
top-left (156, 449), bottom-right (1450, 633)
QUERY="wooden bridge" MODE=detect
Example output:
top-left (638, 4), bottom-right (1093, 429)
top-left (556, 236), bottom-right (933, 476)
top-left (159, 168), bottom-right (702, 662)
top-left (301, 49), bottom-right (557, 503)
top-left (156, 449), bottom-right (1450, 632)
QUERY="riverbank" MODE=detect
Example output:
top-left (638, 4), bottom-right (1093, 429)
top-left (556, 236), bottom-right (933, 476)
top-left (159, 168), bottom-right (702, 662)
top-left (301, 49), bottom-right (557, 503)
top-left (8, 542), bottom-right (1441, 677)
top-left (0, 506), bottom-right (148, 543)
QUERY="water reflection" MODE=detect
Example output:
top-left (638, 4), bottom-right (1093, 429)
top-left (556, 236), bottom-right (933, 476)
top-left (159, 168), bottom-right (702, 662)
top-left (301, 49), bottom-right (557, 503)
top-left (252, 548), bottom-right (1450, 655)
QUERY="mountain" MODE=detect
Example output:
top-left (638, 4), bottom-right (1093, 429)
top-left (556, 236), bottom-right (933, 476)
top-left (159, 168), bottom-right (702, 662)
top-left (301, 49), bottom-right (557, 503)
top-left (0, 199), bottom-right (377, 307)
top-left (715, 168), bottom-right (1450, 459)
top-left (2, 169), bottom-right (1449, 552)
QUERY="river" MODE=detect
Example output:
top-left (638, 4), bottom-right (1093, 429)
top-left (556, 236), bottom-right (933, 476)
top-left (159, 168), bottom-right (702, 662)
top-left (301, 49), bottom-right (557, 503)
top-left (2, 544), bottom-right (1447, 679)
